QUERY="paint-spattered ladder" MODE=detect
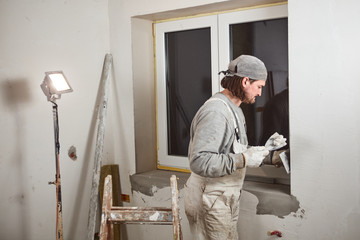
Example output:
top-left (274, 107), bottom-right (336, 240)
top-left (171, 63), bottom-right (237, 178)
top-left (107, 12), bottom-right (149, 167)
top-left (99, 175), bottom-right (182, 240)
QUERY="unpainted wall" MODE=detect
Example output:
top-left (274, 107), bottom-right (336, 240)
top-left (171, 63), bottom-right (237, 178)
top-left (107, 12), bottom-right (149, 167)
top-left (128, 0), bottom-right (360, 239)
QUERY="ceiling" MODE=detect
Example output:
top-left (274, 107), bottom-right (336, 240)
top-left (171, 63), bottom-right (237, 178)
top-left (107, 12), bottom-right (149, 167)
top-left (134, 0), bottom-right (287, 21)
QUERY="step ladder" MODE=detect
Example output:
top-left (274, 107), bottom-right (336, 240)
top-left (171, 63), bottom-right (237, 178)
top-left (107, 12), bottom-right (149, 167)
top-left (99, 175), bottom-right (182, 240)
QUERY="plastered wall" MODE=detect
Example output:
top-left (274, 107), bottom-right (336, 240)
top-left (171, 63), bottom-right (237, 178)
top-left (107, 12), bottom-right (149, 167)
top-left (1, 0), bottom-right (360, 239)
top-left (128, 0), bottom-right (360, 239)
top-left (288, 0), bottom-right (360, 238)
top-left (0, 0), bottom-right (113, 239)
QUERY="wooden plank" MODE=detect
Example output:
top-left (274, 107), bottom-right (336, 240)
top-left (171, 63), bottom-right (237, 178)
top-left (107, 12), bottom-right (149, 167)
top-left (100, 175), bottom-right (114, 240)
top-left (87, 53), bottom-right (113, 240)
top-left (108, 208), bottom-right (173, 223)
top-left (99, 165), bottom-right (121, 240)
top-left (100, 165), bottom-right (121, 206)
top-left (170, 175), bottom-right (182, 240)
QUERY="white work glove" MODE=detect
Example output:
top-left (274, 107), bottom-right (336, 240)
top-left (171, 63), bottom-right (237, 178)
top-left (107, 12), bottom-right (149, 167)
top-left (242, 146), bottom-right (269, 168)
top-left (265, 132), bottom-right (287, 151)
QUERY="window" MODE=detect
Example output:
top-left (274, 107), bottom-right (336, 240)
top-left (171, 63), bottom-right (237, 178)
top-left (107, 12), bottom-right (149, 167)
top-left (218, 5), bottom-right (289, 183)
top-left (155, 4), bottom-right (289, 183)
top-left (155, 15), bottom-right (219, 170)
top-left (165, 28), bottom-right (212, 157)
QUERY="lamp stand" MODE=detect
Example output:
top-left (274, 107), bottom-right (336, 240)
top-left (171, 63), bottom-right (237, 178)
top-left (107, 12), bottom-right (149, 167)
top-left (48, 101), bottom-right (64, 240)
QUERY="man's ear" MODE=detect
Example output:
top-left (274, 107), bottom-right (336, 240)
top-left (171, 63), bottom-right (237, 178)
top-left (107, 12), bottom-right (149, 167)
top-left (241, 77), bottom-right (249, 88)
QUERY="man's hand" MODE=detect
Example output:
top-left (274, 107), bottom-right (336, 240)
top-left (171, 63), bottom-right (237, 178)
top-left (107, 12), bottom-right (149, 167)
top-left (265, 132), bottom-right (287, 151)
top-left (243, 146), bottom-right (269, 168)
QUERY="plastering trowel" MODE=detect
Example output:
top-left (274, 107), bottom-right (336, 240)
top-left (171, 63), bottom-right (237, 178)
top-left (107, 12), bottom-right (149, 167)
top-left (280, 150), bottom-right (290, 174)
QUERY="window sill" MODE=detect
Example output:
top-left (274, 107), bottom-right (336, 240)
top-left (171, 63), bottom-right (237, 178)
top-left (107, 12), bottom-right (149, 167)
top-left (130, 170), bottom-right (298, 217)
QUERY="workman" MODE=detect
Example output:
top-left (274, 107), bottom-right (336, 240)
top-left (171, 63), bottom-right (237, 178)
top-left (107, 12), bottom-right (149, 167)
top-left (184, 55), bottom-right (287, 240)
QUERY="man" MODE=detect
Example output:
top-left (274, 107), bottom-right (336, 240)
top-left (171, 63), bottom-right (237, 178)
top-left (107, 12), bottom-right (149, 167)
top-left (184, 55), bottom-right (286, 240)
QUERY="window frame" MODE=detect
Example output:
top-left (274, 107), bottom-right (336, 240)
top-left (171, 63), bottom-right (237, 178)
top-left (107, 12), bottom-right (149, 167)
top-left (155, 15), bottom-right (219, 170)
top-left (218, 5), bottom-right (288, 73)
top-left (155, 4), bottom-right (289, 182)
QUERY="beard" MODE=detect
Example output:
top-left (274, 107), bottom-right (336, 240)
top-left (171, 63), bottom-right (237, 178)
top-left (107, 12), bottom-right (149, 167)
top-left (236, 84), bottom-right (255, 104)
top-left (242, 92), bottom-right (256, 104)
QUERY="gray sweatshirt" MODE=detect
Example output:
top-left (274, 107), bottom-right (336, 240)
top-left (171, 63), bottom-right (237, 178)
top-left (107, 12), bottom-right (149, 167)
top-left (188, 92), bottom-right (248, 178)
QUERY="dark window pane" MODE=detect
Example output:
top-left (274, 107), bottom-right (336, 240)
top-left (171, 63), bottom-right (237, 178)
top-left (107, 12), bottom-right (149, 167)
top-left (165, 28), bottom-right (212, 156)
top-left (230, 18), bottom-right (289, 146)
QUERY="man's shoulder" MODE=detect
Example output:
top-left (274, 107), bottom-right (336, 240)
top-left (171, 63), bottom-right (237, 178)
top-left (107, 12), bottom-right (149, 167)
top-left (202, 96), bottom-right (229, 112)
top-left (196, 96), bottom-right (233, 122)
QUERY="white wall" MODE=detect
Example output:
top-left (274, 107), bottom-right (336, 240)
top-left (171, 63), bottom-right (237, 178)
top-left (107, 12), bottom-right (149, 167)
top-left (120, 0), bottom-right (360, 239)
top-left (0, 0), bottom-right (112, 239)
top-left (1, 0), bottom-right (360, 239)
top-left (288, 0), bottom-right (360, 238)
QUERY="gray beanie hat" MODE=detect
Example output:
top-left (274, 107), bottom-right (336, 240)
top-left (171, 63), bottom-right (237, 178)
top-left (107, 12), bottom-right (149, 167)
top-left (224, 55), bottom-right (267, 80)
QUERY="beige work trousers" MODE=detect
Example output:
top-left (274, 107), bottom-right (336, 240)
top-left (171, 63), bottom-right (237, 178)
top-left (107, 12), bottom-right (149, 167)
top-left (184, 170), bottom-right (245, 240)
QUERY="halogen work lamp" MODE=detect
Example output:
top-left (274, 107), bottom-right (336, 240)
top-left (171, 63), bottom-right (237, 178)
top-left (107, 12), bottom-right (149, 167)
top-left (40, 70), bottom-right (73, 240)
top-left (41, 71), bottom-right (73, 102)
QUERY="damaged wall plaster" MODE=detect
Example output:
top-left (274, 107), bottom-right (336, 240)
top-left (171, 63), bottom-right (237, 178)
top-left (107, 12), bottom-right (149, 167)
top-left (130, 170), bottom-right (188, 196)
top-left (130, 170), bottom-right (300, 218)
top-left (245, 189), bottom-right (300, 218)
top-left (68, 145), bottom-right (77, 161)
top-left (242, 181), bottom-right (300, 218)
